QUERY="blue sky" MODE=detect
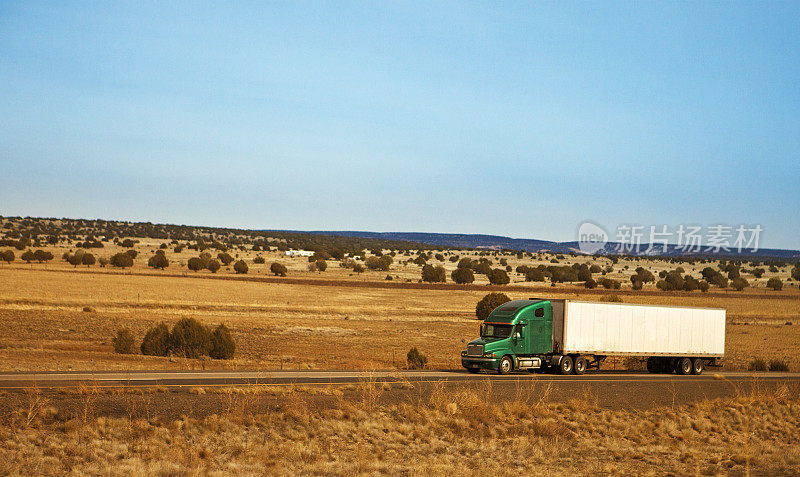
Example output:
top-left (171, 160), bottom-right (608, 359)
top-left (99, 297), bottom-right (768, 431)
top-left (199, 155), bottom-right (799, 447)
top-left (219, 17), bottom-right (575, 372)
top-left (1, 2), bottom-right (798, 248)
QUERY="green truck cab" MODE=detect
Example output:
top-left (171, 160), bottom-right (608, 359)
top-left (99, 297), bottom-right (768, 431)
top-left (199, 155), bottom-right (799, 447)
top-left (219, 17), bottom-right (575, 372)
top-left (461, 299), bottom-right (552, 374)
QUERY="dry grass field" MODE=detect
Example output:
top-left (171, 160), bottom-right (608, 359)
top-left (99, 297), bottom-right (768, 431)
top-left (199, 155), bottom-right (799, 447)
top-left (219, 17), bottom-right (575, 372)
top-left (0, 378), bottom-right (798, 475)
top-left (0, 245), bottom-right (798, 372)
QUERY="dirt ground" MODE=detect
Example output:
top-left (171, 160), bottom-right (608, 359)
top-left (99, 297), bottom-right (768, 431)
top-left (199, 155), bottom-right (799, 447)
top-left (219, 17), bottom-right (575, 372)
top-left (0, 264), bottom-right (798, 373)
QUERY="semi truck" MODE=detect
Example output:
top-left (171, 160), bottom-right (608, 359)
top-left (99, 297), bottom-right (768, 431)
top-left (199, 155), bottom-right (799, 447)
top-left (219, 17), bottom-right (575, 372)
top-left (461, 298), bottom-right (725, 375)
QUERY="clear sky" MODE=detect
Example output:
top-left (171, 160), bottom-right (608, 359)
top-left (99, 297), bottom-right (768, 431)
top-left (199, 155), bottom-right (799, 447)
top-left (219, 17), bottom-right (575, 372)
top-left (1, 2), bottom-right (798, 248)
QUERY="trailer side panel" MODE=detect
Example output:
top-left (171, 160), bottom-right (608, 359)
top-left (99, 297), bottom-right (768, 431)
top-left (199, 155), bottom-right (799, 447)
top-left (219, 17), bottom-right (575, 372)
top-left (562, 301), bottom-right (725, 356)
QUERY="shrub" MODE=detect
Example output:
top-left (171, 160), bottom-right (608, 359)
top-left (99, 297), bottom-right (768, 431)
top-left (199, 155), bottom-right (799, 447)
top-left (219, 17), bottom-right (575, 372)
top-left (525, 268), bottom-right (546, 282)
top-left (206, 259), bottom-right (221, 273)
top-left (451, 267), bottom-right (475, 284)
top-left (126, 250), bottom-right (138, 259)
top-left (170, 317), bottom-right (211, 359)
top-left (631, 278), bottom-right (643, 290)
top-left (209, 324), bottom-right (235, 360)
top-left (406, 347), bottom-right (428, 369)
top-left (253, 255), bottom-right (265, 264)
top-left (768, 359), bottom-right (789, 372)
top-left (233, 260), bottom-right (248, 274)
top-left (488, 268), bottom-right (510, 285)
top-left (748, 358), bottom-right (767, 372)
top-left (112, 328), bottom-right (136, 354)
top-left (140, 323), bottom-right (171, 356)
top-left (599, 294), bottom-right (623, 303)
top-left (147, 252), bottom-right (169, 270)
top-left (1, 250), bottom-right (14, 263)
top-left (766, 277), bottom-right (783, 291)
top-left (21, 250), bottom-right (35, 263)
top-left (457, 258), bottom-right (473, 269)
top-left (270, 262), bottom-right (288, 276)
top-left (475, 292), bottom-right (511, 320)
top-left (217, 252), bottom-right (234, 266)
top-left (81, 252), bottom-right (95, 267)
top-left (110, 252), bottom-right (133, 268)
top-left (584, 277), bottom-right (597, 289)
top-left (34, 249), bottom-right (54, 263)
top-left (421, 264), bottom-right (446, 283)
top-left (353, 263), bottom-right (365, 273)
top-left (187, 257), bottom-right (204, 271)
top-left (731, 277), bottom-right (749, 291)
top-left (698, 280), bottom-right (710, 292)
top-left (599, 278), bottom-right (621, 289)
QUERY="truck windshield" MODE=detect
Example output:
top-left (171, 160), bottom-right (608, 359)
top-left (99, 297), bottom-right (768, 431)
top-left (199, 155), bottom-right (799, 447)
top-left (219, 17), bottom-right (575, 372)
top-left (482, 324), bottom-right (512, 338)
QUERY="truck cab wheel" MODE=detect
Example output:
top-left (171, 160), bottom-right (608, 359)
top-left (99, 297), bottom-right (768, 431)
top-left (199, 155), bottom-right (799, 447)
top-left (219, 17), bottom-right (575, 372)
top-left (691, 358), bottom-right (704, 375)
top-left (573, 356), bottom-right (588, 375)
top-left (676, 357), bottom-right (692, 375)
top-left (558, 356), bottom-right (573, 375)
top-left (497, 356), bottom-right (513, 375)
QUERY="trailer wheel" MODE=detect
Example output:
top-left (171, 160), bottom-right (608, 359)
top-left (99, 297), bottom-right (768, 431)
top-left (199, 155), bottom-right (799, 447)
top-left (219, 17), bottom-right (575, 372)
top-left (691, 358), bottom-right (704, 375)
top-left (573, 356), bottom-right (588, 375)
top-left (646, 357), bottom-right (659, 373)
top-left (497, 356), bottom-right (513, 375)
top-left (676, 357), bottom-right (692, 375)
top-left (558, 356), bottom-right (573, 375)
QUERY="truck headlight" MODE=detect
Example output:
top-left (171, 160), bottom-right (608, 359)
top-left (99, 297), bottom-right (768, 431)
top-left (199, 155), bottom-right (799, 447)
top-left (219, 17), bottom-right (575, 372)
top-left (484, 352), bottom-right (495, 358)
top-left (461, 351), bottom-right (466, 356)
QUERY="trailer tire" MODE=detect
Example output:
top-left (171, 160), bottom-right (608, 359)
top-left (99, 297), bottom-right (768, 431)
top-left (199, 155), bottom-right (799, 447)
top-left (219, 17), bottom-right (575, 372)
top-left (691, 358), bottom-right (704, 375)
top-left (574, 356), bottom-right (588, 375)
top-left (676, 357), bottom-right (692, 375)
top-left (558, 356), bottom-right (573, 375)
top-left (497, 356), bottom-right (513, 375)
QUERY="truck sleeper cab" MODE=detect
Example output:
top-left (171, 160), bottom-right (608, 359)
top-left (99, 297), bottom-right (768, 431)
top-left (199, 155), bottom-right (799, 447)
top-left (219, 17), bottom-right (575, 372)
top-left (461, 298), bottom-right (725, 375)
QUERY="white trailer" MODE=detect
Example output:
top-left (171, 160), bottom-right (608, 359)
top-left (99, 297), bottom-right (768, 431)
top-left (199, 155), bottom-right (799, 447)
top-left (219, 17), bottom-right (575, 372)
top-left (549, 299), bottom-right (725, 375)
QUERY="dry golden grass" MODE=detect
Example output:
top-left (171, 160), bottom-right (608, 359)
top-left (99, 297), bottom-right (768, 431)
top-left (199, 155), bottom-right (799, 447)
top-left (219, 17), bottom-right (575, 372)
top-left (0, 253), bottom-right (798, 372)
top-left (1, 379), bottom-right (798, 475)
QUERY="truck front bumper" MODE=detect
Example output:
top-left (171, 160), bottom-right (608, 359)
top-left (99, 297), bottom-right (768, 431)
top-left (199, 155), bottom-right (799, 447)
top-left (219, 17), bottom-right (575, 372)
top-left (461, 356), bottom-right (499, 371)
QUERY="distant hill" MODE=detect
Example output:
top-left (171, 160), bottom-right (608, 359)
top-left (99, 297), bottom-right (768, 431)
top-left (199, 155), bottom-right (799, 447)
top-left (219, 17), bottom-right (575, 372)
top-left (299, 231), bottom-right (800, 260)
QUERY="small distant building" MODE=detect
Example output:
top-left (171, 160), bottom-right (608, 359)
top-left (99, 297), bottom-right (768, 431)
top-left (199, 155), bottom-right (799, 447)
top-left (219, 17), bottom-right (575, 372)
top-left (285, 250), bottom-right (314, 257)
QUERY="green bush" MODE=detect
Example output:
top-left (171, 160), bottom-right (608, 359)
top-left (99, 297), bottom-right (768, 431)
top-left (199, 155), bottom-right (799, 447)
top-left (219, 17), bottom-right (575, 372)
top-left (766, 277), bottom-right (783, 291)
top-left (584, 277), bottom-right (598, 289)
top-left (769, 359), bottom-right (789, 372)
top-left (217, 252), bottom-right (234, 266)
top-left (475, 292), bottom-right (511, 320)
top-left (112, 328), bottom-right (136, 354)
top-left (353, 263), bottom-right (365, 273)
top-left (148, 252), bottom-right (169, 270)
top-left (110, 252), bottom-right (133, 268)
top-left (451, 267), bottom-right (474, 284)
top-left (170, 317), bottom-right (211, 359)
top-left (1, 250), bottom-right (14, 263)
top-left (233, 260), bottom-right (249, 274)
top-left (731, 277), bottom-right (749, 291)
top-left (421, 264), bottom-right (446, 283)
top-left (140, 323), bottom-right (171, 356)
top-left (270, 262), bottom-right (288, 276)
top-left (209, 324), bottom-right (236, 360)
top-left (253, 255), bottom-right (265, 264)
top-left (406, 347), bottom-right (428, 369)
top-left (206, 259), bottom-right (221, 273)
top-left (187, 257), bottom-right (204, 271)
top-left (488, 268), bottom-right (510, 285)
top-left (315, 259), bottom-right (327, 272)
top-left (748, 358), bottom-right (767, 371)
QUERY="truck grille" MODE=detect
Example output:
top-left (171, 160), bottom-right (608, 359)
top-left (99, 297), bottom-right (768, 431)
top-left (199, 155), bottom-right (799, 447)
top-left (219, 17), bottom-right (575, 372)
top-left (467, 344), bottom-right (484, 357)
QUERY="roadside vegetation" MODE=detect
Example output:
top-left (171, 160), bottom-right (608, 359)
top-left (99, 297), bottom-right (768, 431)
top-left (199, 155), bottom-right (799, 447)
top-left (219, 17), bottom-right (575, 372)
top-left (0, 379), bottom-right (798, 475)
